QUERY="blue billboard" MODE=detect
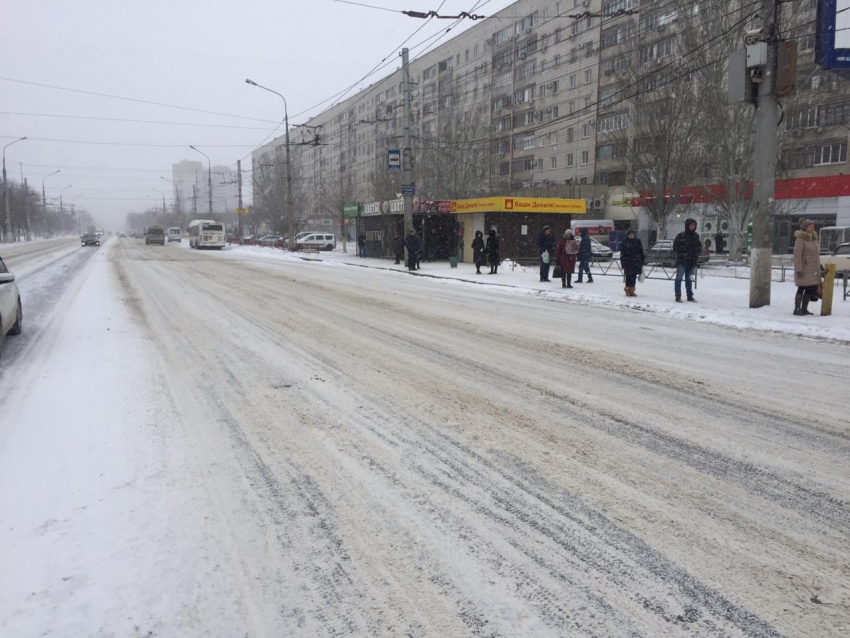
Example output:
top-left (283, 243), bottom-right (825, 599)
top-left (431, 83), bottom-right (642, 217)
top-left (817, 0), bottom-right (850, 69)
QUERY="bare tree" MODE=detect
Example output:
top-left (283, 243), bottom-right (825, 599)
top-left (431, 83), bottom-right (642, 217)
top-left (416, 106), bottom-right (491, 200)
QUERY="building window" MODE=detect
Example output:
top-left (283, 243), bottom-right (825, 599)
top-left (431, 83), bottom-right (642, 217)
top-left (602, 0), bottom-right (636, 16)
top-left (595, 142), bottom-right (626, 160)
top-left (567, 153), bottom-right (574, 167)
top-left (783, 140), bottom-right (848, 168)
top-left (585, 68), bottom-right (593, 83)
top-left (495, 25), bottom-right (514, 45)
top-left (567, 127), bottom-right (575, 142)
top-left (582, 123), bottom-right (591, 138)
top-left (550, 132), bottom-right (558, 146)
top-left (474, 44), bottom-right (479, 56)
top-left (594, 170), bottom-right (626, 186)
top-left (554, 54), bottom-right (561, 68)
top-left (599, 85), bottom-right (620, 107)
top-left (597, 112), bottom-right (628, 133)
top-left (581, 150), bottom-right (590, 165)
top-left (551, 156), bottom-right (558, 169)
top-left (556, 1), bottom-right (563, 15)
top-left (569, 74), bottom-right (576, 89)
top-left (423, 66), bottom-right (437, 80)
top-left (569, 100), bottom-right (575, 114)
top-left (552, 105), bottom-right (559, 118)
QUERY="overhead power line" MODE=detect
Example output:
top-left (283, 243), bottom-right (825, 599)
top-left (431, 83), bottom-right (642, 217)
top-left (0, 76), bottom-right (280, 124)
top-left (0, 112), bottom-right (280, 131)
top-left (0, 134), bottom-right (257, 148)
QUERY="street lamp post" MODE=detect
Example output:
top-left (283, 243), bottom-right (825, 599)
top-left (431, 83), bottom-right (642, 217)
top-left (60, 184), bottom-right (73, 218)
top-left (246, 79), bottom-right (294, 251)
top-left (160, 176), bottom-right (184, 229)
top-left (3, 136), bottom-right (27, 242)
top-left (42, 169), bottom-right (60, 218)
top-left (151, 188), bottom-right (168, 216)
top-left (189, 146), bottom-right (213, 218)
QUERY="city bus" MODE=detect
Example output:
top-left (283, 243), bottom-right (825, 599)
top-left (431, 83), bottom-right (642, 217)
top-left (188, 219), bottom-right (225, 250)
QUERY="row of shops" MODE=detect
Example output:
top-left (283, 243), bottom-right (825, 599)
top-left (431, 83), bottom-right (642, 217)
top-left (345, 196), bottom-right (587, 263)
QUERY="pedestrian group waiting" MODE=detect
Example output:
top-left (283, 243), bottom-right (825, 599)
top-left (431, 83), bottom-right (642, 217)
top-left (363, 218), bottom-right (828, 315)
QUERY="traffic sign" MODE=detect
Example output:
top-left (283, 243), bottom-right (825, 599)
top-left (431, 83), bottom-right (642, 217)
top-left (388, 149), bottom-right (401, 170)
top-left (401, 183), bottom-right (415, 197)
top-left (817, 0), bottom-right (850, 69)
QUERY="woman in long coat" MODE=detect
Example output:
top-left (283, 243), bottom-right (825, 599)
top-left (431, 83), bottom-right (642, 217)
top-left (471, 230), bottom-right (486, 274)
top-left (486, 229), bottom-right (500, 274)
top-left (619, 229), bottom-right (645, 297)
top-left (555, 230), bottom-right (579, 288)
top-left (794, 219), bottom-right (821, 316)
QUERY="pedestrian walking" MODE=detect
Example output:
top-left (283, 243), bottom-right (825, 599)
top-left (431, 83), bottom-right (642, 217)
top-left (357, 233), bottom-right (366, 258)
top-left (575, 227), bottom-right (594, 283)
top-left (620, 229), bottom-right (645, 297)
top-left (555, 230), bottom-right (579, 288)
top-left (538, 225), bottom-right (555, 282)
top-left (793, 218), bottom-right (821, 316)
top-left (427, 228), bottom-right (438, 262)
top-left (404, 228), bottom-right (421, 271)
top-left (714, 231), bottom-right (725, 255)
top-left (393, 232), bottom-right (404, 265)
top-left (486, 229), bottom-right (500, 274)
top-left (471, 230), bottom-right (486, 274)
top-left (673, 218), bottom-right (702, 302)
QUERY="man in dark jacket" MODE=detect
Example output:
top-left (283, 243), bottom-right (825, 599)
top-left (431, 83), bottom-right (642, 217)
top-left (673, 218), bottom-right (702, 302)
top-left (714, 231), bottom-right (724, 255)
top-left (575, 227), bottom-right (594, 283)
top-left (404, 229), bottom-right (421, 271)
top-left (393, 232), bottom-right (404, 264)
top-left (357, 233), bottom-right (366, 258)
top-left (537, 226), bottom-right (556, 282)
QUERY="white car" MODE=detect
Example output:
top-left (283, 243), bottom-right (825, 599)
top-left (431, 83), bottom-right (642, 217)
top-left (589, 237), bottom-right (613, 261)
top-left (822, 243), bottom-right (850, 277)
top-left (0, 256), bottom-right (23, 357)
top-left (296, 233), bottom-right (336, 251)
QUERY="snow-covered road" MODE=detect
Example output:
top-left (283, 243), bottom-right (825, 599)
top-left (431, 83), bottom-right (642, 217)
top-left (1, 238), bottom-right (847, 637)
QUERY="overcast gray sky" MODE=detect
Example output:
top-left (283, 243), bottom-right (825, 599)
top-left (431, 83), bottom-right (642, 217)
top-left (1, 0), bottom-right (515, 228)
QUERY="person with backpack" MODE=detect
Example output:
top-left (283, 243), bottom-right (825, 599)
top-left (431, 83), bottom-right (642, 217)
top-left (619, 229), bottom-right (645, 297)
top-left (555, 230), bottom-right (579, 288)
top-left (575, 227), bottom-right (594, 283)
top-left (486, 229), bottom-right (501, 274)
top-left (471, 230), bottom-right (486, 274)
top-left (537, 226), bottom-right (555, 282)
top-left (673, 218), bottom-right (702, 302)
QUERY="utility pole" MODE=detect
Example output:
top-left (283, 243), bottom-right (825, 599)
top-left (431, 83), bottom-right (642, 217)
top-left (237, 159), bottom-right (244, 245)
top-left (192, 184), bottom-right (198, 218)
top-left (401, 47), bottom-right (414, 253)
top-left (749, 0), bottom-right (780, 308)
top-left (23, 177), bottom-right (31, 241)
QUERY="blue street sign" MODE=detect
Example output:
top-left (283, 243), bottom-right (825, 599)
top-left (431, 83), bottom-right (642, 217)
top-left (401, 183), bottom-right (415, 197)
top-left (817, 0), bottom-right (850, 70)
top-left (387, 149), bottom-right (401, 170)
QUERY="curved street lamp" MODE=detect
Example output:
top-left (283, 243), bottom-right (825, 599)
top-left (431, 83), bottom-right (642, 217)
top-left (246, 78), bottom-right (294, 250)
top-left (2, 136), bottom-right (27, 241)
top-left (189, 145), bottom-right (213, 218)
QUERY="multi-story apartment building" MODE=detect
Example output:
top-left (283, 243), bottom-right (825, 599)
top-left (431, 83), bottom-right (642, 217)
top-left (253, 0), bottom-right (850, 254)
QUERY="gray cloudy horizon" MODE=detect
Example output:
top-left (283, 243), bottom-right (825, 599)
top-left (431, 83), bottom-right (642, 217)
top-left (2, 0), bottom-right (514, 228)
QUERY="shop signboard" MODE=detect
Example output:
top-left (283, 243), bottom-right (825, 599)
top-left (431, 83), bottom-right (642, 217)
top-left (342, 202), bottom-right (361, 218)
top-left (450, 197), bottom-right (586, 214)
top-left (816, 0), bottom-right (850, 70)
top-left (418, 200), bottom-right (452, 214)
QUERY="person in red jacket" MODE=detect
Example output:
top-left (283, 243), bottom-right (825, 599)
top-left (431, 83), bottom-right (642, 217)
top-left (555, 230), bottom-right (579, 288)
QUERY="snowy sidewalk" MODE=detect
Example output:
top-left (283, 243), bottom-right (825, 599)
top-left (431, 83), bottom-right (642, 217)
top-left (220, 243), bottom-right (850, 343)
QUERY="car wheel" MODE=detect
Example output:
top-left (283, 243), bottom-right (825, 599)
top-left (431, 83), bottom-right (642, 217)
top-left (9, 299), bottom-right (22, 336)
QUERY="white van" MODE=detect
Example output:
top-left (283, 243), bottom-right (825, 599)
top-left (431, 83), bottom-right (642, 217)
top-left (296, 233), bottom-right (335, 251)
top-left (167, 227), bottom-right (182, 242)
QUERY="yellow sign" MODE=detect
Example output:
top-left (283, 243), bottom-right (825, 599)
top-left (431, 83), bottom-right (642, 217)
top-left (450, 197), bottom-right (586, 214)
top-left (234, 207), bottom-right (250, 215)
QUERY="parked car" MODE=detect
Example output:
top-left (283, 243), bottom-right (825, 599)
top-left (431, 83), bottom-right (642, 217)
top-left (822, 243), bottom-right (850, 277)
top-left (588, 237), bottom-right (613, 261)
top-left (257, 234), bottom-right (284, 246)
top-left (0, 256), bottom-right (23, 356)
top-left (296, 233), bottom-right (336, 251)
top-left (119, 232), bottom-right (126, 238)
top-left (645, 240), bottom-right (710, 267)
top-left (167, 227), bottom-right (182, 242)
top-left (81, 233), bottom-right (100, 247)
